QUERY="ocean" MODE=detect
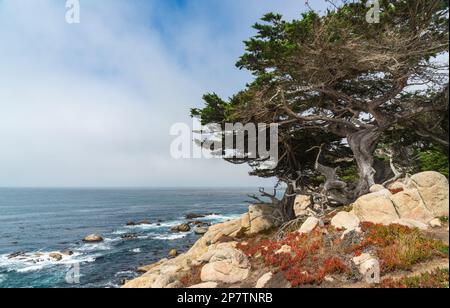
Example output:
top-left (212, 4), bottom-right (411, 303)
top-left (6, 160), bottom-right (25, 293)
top-left (0, 188), bottom-right (255, 288)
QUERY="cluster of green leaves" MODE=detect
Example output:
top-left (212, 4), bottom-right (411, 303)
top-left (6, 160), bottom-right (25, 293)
top-left (415, 147), bottom-right (449, 177)
top-left (190, 0), bottom-right (449, 187)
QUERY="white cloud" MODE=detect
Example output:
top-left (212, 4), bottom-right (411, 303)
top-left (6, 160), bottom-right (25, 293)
top-left (0, 0), bottom-right (314, 187)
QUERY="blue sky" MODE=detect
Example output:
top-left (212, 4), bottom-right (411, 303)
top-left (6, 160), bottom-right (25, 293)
top-left (0, 0), bottom-right (329, 187)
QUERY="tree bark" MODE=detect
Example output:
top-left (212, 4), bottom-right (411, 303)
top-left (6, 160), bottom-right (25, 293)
top-left (278, 184), bottom-right (296, 222)
top-left (347, 128), bottom-right (381, 198)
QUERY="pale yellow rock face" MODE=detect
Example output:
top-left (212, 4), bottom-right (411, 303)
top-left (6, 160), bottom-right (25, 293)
top-left (299, 217), bottom-right (320, 234)
top-left (122, 276), bottom-right (156, 288)
top-left (390, 189), bottom-right (434, 223)
top-left (241, 212), bottom-right (251, 229)
top-left (347, 172), bottom-right (448, 227)
top-left (201, 261), bottom-right (250, 284)
top-left (255, 272), bottom-right (273, 288)
top-left (352, 189), bottom-right (399, 225)
top-left (122, 219), bottom-right (243, 288)
top-left (189, 282), bottom-right (218, 289)
top-left (294, 195), bottom-right (311, 216)
top-left (389, 181), bottom-right (407, 191)
top-left (408, 171), bottom-right (449, 217)
top-left (248, 204), bottom-right (278, 234)
top-left (392, 218), bottom-right (429, 230)
top-left (200, 244), bottom-right (250, 284)
top-left (369, 184), bottom-right (385, 193)
top-left (331, 211), bottom-right (360, 230)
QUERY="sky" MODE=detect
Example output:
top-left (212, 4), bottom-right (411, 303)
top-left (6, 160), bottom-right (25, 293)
top-left (0, 0), bottom-right (330, 187)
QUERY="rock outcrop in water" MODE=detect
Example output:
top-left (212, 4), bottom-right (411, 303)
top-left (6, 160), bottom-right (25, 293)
top-left (83, 234), bottom-right (104, 243)
top-left (171, 223), bottom-right (191, 233)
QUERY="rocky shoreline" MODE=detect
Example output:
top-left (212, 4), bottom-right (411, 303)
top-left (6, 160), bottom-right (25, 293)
top-left (122, 171), bottom-right (450, 289)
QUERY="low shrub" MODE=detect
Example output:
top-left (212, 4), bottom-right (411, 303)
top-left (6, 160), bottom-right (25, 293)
top-left (237, 230), bottom-right (350, 287)
top-left (353, 222), bottom-right (449, 272)
top-left (379, 268), bottom-right (449, 288)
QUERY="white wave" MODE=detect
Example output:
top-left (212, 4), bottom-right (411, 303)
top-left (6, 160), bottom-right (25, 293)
top-left (76, 237), bottom-right (118, 252)
top-left (115, 270), bottom-right (135, 276)
top-left (131, 248), bottom-right (141, 253)
top-left (17, 264), bottom-right (45, 273)
top-left (0, 251), bottom-right (96, 273)
top-left (152, 233), bottom-right (188, 240)
top-left (124, 220), bottom-right (184, 230)
top-left (76, 242), bottom-right (111, 252)
top-left (202, 213), bottom-right (241, 222)
top-left (124, 224), bottom-right (157, 231)
top-left (112, 230), bottom-right (128, 235)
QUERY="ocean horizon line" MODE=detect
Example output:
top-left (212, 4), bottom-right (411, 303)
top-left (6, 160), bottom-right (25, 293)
top-left (0, 186), bottom-right (280, 190)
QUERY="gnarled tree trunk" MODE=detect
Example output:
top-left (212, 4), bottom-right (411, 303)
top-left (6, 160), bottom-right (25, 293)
top-left (278, 184), bottom-right (296, 222)
top-left (347, 128), bottom-right (381, 198)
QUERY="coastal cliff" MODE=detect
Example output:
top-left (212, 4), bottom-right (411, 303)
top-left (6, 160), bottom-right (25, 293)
top-left (123, 171), bottom-right (450, 288)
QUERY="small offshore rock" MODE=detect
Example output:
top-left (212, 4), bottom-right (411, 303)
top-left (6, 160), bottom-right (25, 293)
top-left (168, 249), bottom-right (178, 258)
top-left (171, 223), bottom-right (191, 233)
top-left (194, 227), bottom-right (208, 235)
top-left (83, 234), bottom-right (104, 243)
top-left (137, 220), bottom-right (151, 225)
top-left (185, 213), bottom-right (208, 219)
top-left (61, 250), bottom-right (74, 256)
top-left (49, 253), bottom-right (63, 261)
top-left (121, 233), bottom-right (138, 240)
top-left (7, 251), bottom-right (26, 259)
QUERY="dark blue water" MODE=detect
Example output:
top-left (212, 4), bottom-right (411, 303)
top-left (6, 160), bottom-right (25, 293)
top-left (0, 188), bottom-right (254, 288)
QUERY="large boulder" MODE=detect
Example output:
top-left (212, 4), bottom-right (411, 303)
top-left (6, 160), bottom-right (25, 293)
top-left (369, 184), bottom-right (385, 193)
top-left (200, 244), bottom-right (250, 284)
top-left (248, 204), bottom-right (280, 234)
top-left (331, 211), bottom-right (360, 230)
top-left (350, 172), bottom-right (448, 227)
top-left (407, 171), bottom-right (449, 217)
top-left (351, 189), bottom-right (399, 225)
top-left (392, 218), bottom-right (429, 231)
top-left (123, 219), bottom-right (244, 289)
top-left (389, 189), bottom-right (434, 223)
top-left (122, 264), bottom-right (182, 288)
top-left (205, 219), bottom-right (242, 244)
